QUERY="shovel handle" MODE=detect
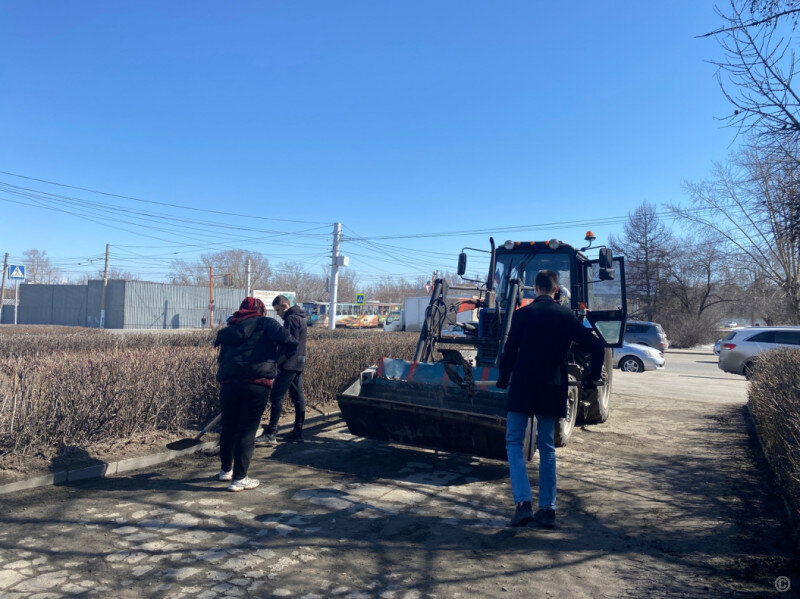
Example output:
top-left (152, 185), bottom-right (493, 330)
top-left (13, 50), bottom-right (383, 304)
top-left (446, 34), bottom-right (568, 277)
top-left (196, 413), bottom-right (222, 438)
top-left (472, 380), bottom-right (605, 387)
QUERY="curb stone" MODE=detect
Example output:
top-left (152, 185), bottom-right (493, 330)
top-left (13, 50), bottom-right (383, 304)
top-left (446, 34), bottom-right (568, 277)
top-left (0, 408), bottom-right (340, 496)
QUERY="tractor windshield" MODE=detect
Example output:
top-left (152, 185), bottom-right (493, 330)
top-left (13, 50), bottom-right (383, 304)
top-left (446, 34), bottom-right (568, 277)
top-left (494, 252), bottom-right (571, 303)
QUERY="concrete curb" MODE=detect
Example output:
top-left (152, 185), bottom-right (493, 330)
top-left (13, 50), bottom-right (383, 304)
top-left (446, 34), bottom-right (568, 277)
top-left (0, 408), bottom-right (341, 496)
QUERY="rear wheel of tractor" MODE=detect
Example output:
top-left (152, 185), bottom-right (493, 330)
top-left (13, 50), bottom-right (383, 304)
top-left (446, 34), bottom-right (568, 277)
top-left (583, 349), bottom-right (613, 424)
top-left (555, 376), bottom-right (579, 447)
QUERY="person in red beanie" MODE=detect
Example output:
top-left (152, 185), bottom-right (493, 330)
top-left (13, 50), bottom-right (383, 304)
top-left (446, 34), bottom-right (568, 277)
top-left (214, 297), bottom-right (298, 491)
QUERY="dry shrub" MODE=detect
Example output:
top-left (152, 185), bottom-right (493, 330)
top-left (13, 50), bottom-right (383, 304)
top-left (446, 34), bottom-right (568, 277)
top-left (0, 347), bottom-right (219, 465)
top-left (659, 314), bottom-right (720, 348)
top-left (303, 331), bottom-right (417, 402)
top-left (0, 326), bottom-right (216, 357)
top-left (0, 326), bottom-right (418, 466)
top-left (748, 347), bottom-right (800, 524)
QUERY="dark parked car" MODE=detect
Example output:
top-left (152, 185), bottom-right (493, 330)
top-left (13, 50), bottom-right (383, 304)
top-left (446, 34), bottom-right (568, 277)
top-left (624, 320), bottom-right (669, 351)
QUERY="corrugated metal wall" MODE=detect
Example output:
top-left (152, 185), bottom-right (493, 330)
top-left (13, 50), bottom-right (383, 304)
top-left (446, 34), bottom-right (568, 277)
top-left (121, 281), bottom-right (247, 329)
top-left (87, 280), bottom-right (125, 328)
top-left (18, 284), bottom-right (89, 326)
top-left (3, 281), bottom-right (285, 329)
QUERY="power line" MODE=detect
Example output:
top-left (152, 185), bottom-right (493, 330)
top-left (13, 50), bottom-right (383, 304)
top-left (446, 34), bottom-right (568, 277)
top-left (0, 170), bottom-right (331, 225)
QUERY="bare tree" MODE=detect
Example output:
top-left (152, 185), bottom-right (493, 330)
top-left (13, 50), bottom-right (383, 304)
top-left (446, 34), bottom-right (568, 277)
top-left (705, 0), bottom-right (800, 146)
top-left (366, 275), bottom-right (431, 304)
top-left (660, 236), bottom-right (737, 318)
top-left (608, 202), bottom-right (673, 321)
top-left (335, 269), bottom-right (360, 304)
top-left (22, 249), bottom-right (61, 284)
top-left (268, 261), bottom-right (326, 303)
top-left (72, 267), bottom-right (137, 284)
top-left (170, 249), bottom-right (270, 288)
top-left (676, 144), bottom-right (800, 322)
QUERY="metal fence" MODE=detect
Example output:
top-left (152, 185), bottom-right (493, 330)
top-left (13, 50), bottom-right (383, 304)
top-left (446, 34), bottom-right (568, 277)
top-left (8, 280), bottom-right (258, 329)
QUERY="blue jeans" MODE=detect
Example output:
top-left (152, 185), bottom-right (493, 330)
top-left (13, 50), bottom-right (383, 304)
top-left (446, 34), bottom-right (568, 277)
top-left (505, 412), bottom-right (556, 510)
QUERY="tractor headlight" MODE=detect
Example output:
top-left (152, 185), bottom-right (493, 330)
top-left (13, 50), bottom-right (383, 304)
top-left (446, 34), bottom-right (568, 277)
top-left (503, 240), bottom-right (514, 250)
top-left (548, 238), bottom-right (561, 250)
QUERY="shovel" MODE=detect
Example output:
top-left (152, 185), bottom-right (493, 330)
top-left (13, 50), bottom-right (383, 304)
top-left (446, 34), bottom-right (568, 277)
top-left (166, 413), bottom-right (222, 450)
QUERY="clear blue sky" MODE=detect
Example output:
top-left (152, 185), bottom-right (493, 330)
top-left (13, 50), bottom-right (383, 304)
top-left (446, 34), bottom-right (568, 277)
top-left (0, 1), bottom-right (736, 283)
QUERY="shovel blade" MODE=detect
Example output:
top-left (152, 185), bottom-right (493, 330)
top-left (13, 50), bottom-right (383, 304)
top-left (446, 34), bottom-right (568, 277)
top-left (166, 438), bottom-right (203, 451)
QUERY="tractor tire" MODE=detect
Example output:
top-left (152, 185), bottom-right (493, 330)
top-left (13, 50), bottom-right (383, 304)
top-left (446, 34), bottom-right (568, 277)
top-left (555, 375), bottom-right (579, 447)
top-left (583, 348), bottom-right (613, 424)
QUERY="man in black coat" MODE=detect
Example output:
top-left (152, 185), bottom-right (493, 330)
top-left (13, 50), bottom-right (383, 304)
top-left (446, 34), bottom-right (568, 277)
top-left (497, 269), bottom-right (604, 528)
top-left (256, 295), bottom-right (308, 445)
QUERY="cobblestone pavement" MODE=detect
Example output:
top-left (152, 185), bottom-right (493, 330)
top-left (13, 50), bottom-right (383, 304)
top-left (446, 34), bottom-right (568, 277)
top-left (1, 352), bottom-right (798, 598)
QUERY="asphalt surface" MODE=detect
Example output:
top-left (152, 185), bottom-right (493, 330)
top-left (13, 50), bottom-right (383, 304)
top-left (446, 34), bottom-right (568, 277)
top-left (1, 350), bottom-right (798, 598)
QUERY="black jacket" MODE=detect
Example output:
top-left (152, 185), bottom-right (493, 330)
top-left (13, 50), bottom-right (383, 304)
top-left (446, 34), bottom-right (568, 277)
top-left (280, 305), bottom-right (307, 371)
top-left (497, 296), bottom-right (604, 418)
top-left (214, 316), bottom-right (298, 382)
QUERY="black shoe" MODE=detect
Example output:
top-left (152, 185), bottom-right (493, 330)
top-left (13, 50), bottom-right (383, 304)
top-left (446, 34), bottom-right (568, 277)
top-left (283, 429), bottom-right (304, 443)
top-left (254, 433), bottom-right (277, 447)
top-left (531, 508), bottom-right (556, 528)
top-left (509, 501), bottom-right (534, 527)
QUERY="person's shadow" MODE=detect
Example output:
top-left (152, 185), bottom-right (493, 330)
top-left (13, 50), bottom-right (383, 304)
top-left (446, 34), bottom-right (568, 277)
top-left (48, 445), bottom-right (106, 473)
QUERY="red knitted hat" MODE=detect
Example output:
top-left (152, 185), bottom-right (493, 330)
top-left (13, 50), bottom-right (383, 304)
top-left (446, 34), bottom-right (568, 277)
top-left (239, 297), bottom-right (266, 315)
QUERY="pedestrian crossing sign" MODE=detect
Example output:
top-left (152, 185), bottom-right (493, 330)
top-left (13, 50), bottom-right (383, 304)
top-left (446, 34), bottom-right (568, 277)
top-left (355, 293), bottom-right (365, 305)
top-left (8, 265), bottom-right (25, 280)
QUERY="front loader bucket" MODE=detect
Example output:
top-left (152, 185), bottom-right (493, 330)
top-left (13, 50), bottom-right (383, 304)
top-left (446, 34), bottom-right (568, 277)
top-left (336, 358), bottom-right (526, 461)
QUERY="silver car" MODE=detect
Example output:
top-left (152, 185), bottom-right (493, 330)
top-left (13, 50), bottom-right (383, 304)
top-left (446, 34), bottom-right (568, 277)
top-left (717, 326), bottom-right (800, 377)
top-left (624, 321), bottom-right (669, 352)
top-left (613, 342), bottom-right (666, 372)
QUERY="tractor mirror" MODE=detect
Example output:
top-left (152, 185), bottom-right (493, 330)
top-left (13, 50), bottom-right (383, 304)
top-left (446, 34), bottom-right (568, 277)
top-left (598, 248), bottom-right (614, 281)
top-left (457, 252), bottom-right (467, 276)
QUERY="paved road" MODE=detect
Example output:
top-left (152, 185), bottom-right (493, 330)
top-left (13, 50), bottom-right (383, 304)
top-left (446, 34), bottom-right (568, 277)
top-left (1, 351), bottom-right (798, 598)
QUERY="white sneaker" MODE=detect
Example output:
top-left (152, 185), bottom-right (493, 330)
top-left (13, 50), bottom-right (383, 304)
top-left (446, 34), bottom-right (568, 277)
top-left (218, 469), bottom-right (233, 481)
top-left (228, 477), bottom-right (259, 492)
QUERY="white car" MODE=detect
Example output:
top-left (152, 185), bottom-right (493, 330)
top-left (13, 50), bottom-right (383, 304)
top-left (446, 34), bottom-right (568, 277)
top-left (613, 342), bottom-right (666, 372)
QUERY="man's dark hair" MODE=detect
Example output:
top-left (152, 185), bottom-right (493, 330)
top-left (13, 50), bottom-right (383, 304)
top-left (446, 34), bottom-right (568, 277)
top-left (272, 295), bottom-right (291, 308)
top-left (534, 270), bottom-right (559, 294)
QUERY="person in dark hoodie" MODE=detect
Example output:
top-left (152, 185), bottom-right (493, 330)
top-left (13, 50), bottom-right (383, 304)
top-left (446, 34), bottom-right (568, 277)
top-left (255, 295), bottom-right (308, 446)
top-left (215, 297), bottom-right (298, 491)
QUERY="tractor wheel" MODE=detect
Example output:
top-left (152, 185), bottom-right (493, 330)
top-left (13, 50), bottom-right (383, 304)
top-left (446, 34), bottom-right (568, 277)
top-left (555, 376), bottom-right (579, 447)
top-left (583, 348), bottom-right (613, 424)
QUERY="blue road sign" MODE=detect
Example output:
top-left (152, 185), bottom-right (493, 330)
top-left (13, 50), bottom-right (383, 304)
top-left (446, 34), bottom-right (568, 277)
top-left (355, 293), bottom-right (365, 305)
top-left (8, 265), bottom-right (25, 280)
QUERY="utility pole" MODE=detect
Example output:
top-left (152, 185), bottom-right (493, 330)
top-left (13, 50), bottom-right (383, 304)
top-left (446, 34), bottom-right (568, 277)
top-left (0, 253), bottom-right (7, 323)
top-left (246, 258), bottom-right (252, 297)
top-left (99, 244), bottom-right (110, 328)
top-left (209, 267), bottom-right (215, 328)
top-left (328, 223), bottom-right (341, 330)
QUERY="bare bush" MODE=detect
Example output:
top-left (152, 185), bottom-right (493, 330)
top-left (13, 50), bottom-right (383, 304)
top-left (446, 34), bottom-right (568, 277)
top-left (660, 315), bottom-right (723, 349)
top-left (0, 326), bottom-right (216, 357)
top-left (747, 347), bottom-right (800, 524)
top-left (0, 327), bottom-right (418, 467)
